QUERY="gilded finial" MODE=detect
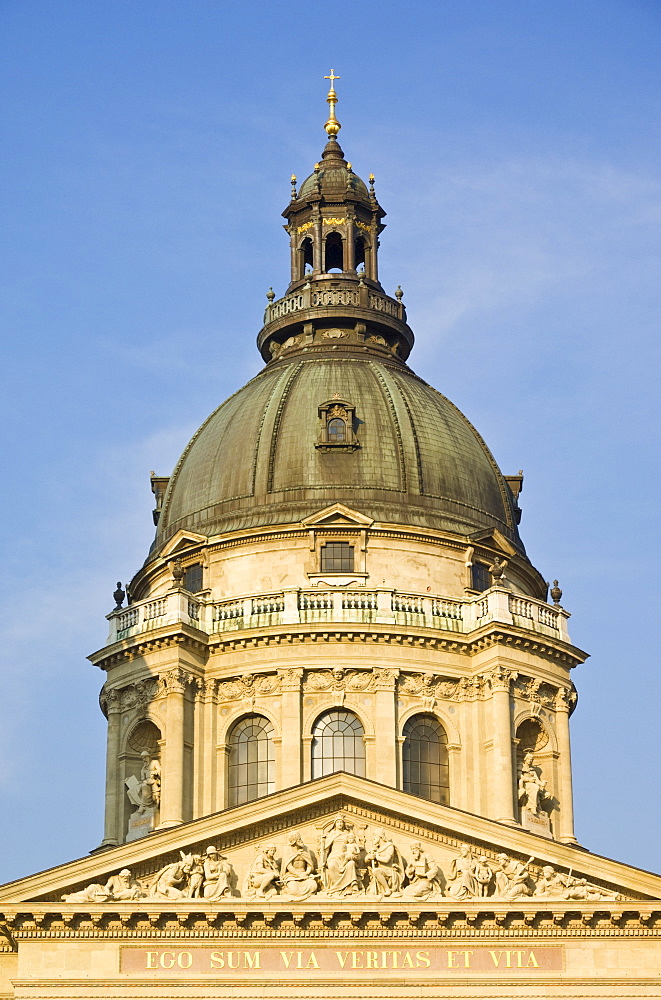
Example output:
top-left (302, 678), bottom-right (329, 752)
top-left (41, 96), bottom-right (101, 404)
top-left (324, 69), bottom-right (341, 139)
top-left (290, 174), bottom-right (297, 198)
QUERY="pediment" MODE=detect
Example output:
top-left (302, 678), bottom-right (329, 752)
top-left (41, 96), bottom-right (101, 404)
top-left (302, 504), bottom-right (374, 529)
top-left (469, 527), bottom-right (518, 556)
top-left (1, 775), bottom-right (658, 910)
top-left (159, 529), bottom-right (208, 559)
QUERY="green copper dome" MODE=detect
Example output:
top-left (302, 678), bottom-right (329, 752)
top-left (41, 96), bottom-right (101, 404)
top-left (153, 349), bottom-right (523, 554)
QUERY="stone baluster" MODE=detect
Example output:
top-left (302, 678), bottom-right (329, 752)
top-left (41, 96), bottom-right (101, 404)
top-left (489, 666), bottom-right (517, 824)
top-left (555, 686), bottom-right (578, 844)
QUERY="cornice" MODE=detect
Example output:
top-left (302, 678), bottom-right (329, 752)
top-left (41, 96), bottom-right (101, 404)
top-left (2, 903), bottom-right (661, 939)
top-left (92, 620), bottom-right (584, 672)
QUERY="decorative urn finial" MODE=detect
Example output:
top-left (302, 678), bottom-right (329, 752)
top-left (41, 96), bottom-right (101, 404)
top-left (550, 579), bottom-right (563, 606)
top-left (113, 581), bottom-right (125, 610)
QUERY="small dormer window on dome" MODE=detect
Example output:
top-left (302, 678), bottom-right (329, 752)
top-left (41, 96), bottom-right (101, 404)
top-left (316, 397), bottom-right (359, 452)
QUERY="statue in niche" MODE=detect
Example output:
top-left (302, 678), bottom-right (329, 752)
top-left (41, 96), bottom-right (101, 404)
top-left (492, 853), bottom-right (535, 899)
top-left (365, 828), bottom-right (403, 898)
top-left (243, 845), bottom-right (281, 899)
top-left (445, 844), bottom-right (479, 899)
top-left (280, 832), bottom-right (319, 900)
top-left (126, 750), bottom-right (161, 814)
top-left (401, 843), bottom-right (442, 900)
top-left (517, 750), bottom-right (550, 817)
top-left (202, 845), bottom-right (233, 899)
top-left (149, 852), bottom-right (196, 900)
top-left (320, 815), bottom-right (363, 896)
top-left (62, 868), bottom-right (143, 903)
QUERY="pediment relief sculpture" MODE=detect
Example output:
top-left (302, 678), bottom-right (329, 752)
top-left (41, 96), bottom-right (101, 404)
top-left (57, 818), bottom-right (622, 906)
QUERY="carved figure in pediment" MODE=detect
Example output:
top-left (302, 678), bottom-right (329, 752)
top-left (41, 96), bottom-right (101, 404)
top-left (320, 815), bottom-right (363, 896)
top-left (401, 843), bottom-right (442, 900)
top-left (445, 844), bottom-right (479, 899)
top-left (202, 845), bottom-right (233, 899)
top-left (280, 833), bottom-right (319, 901)
top-left (517, 751), bottom-right (550, 817)
top-left (187, 855), bottom-right (205, 898)
top-left (62, 868), bottom-right (143, 903)
top-left (492, 853), bottom-right (535, 899)
top-left (149, 852), bottom-right (196, 900)
top-left (243, 845), bottom-right (280, 899)
top-left (534, 865), bottom-right (566, 898)
top-left (365, 828), bottom-right (403, 898)
top-left (473, 855), bottom-right (494, 896)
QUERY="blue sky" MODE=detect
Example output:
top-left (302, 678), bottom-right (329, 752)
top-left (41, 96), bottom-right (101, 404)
top-left (1, 0), bottom-right (660, 883)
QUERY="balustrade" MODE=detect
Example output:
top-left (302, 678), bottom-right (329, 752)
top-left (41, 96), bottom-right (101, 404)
top-left (108, 585), bottom-right (569, 644)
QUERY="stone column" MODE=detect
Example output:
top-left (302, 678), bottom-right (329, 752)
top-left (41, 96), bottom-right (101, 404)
top-left (489, 667), bottom-right (517, 824)
top-left (555, 686), bottom-right (578, 844)
top-left (99, 688), bottom-right (122, 848)
top-left (201, 680), bottom-right (218, 817)
top-left (374, 667), bottom-right (398, 786)
top-left (279, 668), bottom-right (303, 789)
top-left (345, 218), bottom-right (355, 272)
top-left (313, 215), bottom-right (323, 272)
top-left (158, 668), bottom-right (187, 829)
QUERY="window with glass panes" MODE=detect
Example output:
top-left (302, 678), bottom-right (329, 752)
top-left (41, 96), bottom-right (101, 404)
top-left (470, 562), bottom-right (491, 592)
top-left (228, 715), bottom-right (275, 807)
top-left (311, 709), bottom-right (365, 778)
top-left (183, 562), bottom-right (203, 593)
top-left (320, 542), bottom-right (354, 572)
top-left (402, 713), bottom-right (449, 804)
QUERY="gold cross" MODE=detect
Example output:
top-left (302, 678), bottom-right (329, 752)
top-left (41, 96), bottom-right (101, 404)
top-left (324, 69), bottom-right (340, 89)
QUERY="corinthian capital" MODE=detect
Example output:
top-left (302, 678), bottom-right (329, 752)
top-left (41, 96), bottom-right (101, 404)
top-left (488, 665), bottom-right (514, 693)
top-left (100, 686), bottom-right (121, 715)
top-left (555, 685), bottom-right (577, 713)
top-left (163, 668), bottom-right (189, 695)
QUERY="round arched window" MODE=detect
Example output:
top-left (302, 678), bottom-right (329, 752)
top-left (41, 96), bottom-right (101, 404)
top-left (327, 417), bottom-right (346, 443)
top-left (228, 714), bottom-right (275, 807)
top-left (311, 709), bottom-right (365, 778)
top-left (402, 713), bottom-right (449, 804)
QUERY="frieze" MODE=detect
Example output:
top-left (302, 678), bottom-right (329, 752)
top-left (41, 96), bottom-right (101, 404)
top-left (58, 815), bottom-right (621, 908)
top-left (96, 624), bottom-right (583, 672)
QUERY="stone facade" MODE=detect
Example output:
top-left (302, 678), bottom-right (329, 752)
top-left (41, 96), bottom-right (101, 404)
top-left (1, 78), bottom-right (659, 998)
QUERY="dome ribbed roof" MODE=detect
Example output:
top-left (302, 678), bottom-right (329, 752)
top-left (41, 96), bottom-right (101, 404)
top-left (153, 352), bottom-right (523, 555)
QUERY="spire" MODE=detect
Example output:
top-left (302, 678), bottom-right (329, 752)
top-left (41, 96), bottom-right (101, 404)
top-left (323, 69), bottom-right (341, 140)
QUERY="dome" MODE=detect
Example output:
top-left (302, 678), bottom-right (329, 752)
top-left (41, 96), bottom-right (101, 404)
top-left (153, 350), bottom-right (523, 555)
top-left (298, 162), bottom-right (370, 202)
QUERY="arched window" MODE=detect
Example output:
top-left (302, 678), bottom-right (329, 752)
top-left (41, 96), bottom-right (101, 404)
top-left (301, 236), bottom-right (313, 275)
top-left (402, 713), bottom-right (449, 804)
top-left (354, 235), bottom-right (366, 270)
top-left (228, 714), bottom-right (275, 807)
top-left (311, 709), bottom-right (365, 778)
top-left (325, 232), bottom-right (344, 272)
top-left (327, 417), bottom-right (346, 443)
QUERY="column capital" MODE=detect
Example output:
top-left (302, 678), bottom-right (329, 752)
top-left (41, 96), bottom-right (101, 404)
top-left (99, 686), bottom-right (121, 716)
top-left (488, 665), bottom-right (515, 693)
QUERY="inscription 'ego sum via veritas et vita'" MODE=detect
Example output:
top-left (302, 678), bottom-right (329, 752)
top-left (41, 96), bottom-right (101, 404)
top-left (121, 945), bottom-right (563, 976)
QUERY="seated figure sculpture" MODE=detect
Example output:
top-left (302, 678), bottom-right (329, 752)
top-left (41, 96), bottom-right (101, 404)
top-left (243, 845), bottom-right (280, 899)
top-left (401, 843), bottom-right (441, 900)
top-left (321, 816), bottom-right (363, 896)
top-left (365, 828), bottom-right (403, 898)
